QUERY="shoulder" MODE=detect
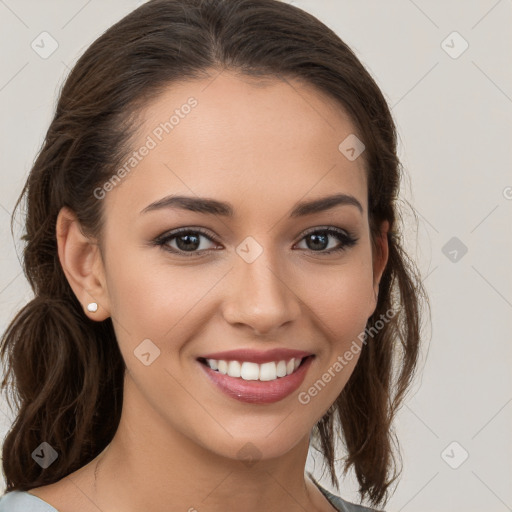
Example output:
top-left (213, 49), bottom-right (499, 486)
top-left (320, 486), bottom-right (385, 512)
top-left (309, 474), bottom-right (385, 512)
top-left (0, 490), bottom-right (59, 511)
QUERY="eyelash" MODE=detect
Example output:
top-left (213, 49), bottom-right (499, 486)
top-left (151, 226), bottom-right (359, 258)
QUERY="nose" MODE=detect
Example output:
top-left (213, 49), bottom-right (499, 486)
top-left (221, 249), bottom-right (302, 336)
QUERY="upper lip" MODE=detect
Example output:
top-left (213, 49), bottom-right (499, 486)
top-left (198, 348), bottom-right (314, 364)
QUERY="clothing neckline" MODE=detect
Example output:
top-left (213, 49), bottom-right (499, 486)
top-left (3, 478), bottom-right (351, 512)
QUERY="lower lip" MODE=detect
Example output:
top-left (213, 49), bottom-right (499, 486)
top-left (198, 356), bottom-right (314, 404)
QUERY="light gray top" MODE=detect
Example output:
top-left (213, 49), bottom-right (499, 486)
top-left (0, 479), bottom-right (383, 512)
top-left (0, 490), bottom-right (57, 511)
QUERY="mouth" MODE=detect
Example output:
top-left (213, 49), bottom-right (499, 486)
top-left (197, 354), bottom-right (315, 404)
top-left (197, 355), bottom-right (312, 381)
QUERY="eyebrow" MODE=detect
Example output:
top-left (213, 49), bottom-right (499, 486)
top-left (140, 193), bottom-right (363, 217)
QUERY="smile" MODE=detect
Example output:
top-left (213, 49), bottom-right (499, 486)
top-left (197, 352), bottom-right (315, 404)
top-left (200, 357), bottom-right (303, 381)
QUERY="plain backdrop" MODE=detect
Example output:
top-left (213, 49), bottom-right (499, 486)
top-left (0, 1), bottom-right (511, 511)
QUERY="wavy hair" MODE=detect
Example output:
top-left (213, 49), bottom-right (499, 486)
top-left (0, 0), bottom-right (428, 508)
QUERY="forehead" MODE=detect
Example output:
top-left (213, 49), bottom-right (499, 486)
top-left (104, 71), bottom-right (368, 222)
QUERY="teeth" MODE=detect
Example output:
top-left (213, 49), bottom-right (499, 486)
top-left (205, 357), bottom-right (305, 381)
top-left (228, 360), bottom-right (241, 378)
top-left (259, 362), bottom-right (276, 381)
top-left (276, 360), bottom-right (287, 378)
top-left (241, 362), bottom-right (260, 381)
top-left (217, 360), bottom-right (228, 375)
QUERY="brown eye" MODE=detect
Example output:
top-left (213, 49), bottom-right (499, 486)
top-left (153, 228), bottom-right (220, 257)
top-left (296, 227), bottom-right (358, 254)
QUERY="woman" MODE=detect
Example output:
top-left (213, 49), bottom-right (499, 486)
top-left (0, 0), bottom-right (427, 511)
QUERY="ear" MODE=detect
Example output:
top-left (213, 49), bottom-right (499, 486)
top-left (56, 206), bottom-right (111, 321)
top-left (371, 220), bottom-right (390, 310)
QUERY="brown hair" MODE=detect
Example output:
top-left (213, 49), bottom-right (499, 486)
top-left (0, 0), bottom-right (428, 508)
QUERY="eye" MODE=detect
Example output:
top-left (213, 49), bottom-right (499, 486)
top-left (295, 226), bottom-right (358, 255)
top-left (152, 227), bottom-right (220, 257)
top-left (151, 226), bottom-right (358, 258)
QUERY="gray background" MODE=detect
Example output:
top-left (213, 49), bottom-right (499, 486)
top-left (1, 1), bottom-right (511, 511)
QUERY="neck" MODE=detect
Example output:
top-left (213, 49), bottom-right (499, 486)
top-left (86, 376), bottom-right (330, 512)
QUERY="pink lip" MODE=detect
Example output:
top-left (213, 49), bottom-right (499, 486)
top-left (198, 348), bottom-right (313, 364)
top-left (198, 355), bottom-right (314, 404)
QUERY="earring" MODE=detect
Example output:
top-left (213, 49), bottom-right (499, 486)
top-left (87, 302), bottom-right (98, 312)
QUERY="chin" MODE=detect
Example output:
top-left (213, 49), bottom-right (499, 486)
top-left (192, 422), bottom-right (311, 465)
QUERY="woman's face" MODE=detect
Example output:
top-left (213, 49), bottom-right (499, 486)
top-left (92, 71), bottom-right (387, 461)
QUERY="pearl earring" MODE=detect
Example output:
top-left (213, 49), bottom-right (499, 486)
top-left (87, 302), bottom-right (98, 312)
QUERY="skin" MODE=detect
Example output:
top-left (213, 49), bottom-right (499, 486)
top-left (30, 71), bottom-right (388, 512)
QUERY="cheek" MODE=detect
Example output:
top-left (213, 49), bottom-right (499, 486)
top-left (303, 254), bottom-right (375, 340)
top-left (106, 254), bottom-right (223, 360)
top-left (104, 237), bottom-right (190, 328)
top-left (321, 274), bottom-right (374, 341)
top-left (295, 259), bottom-right (375, 415)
